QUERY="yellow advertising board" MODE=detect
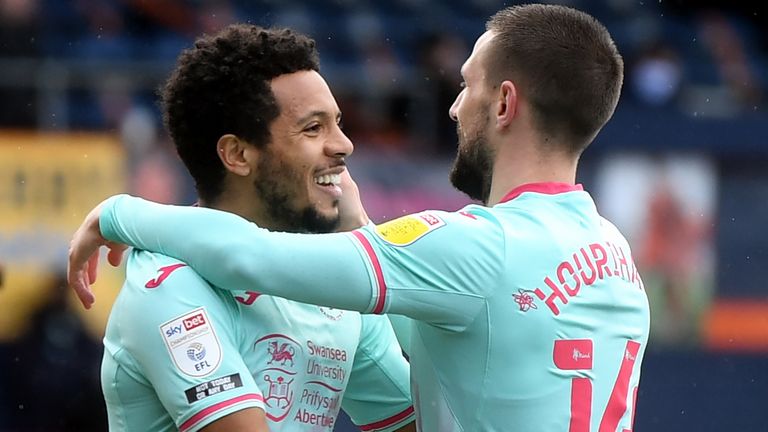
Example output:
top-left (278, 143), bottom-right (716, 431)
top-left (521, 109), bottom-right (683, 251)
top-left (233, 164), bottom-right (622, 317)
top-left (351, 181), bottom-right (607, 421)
top-left (0, 132), bottom-right (127, 341)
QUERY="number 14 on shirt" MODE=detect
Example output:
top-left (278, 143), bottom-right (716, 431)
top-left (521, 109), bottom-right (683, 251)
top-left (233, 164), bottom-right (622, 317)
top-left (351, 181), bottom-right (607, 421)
top-left (554, 339), bottom-right (641, 432)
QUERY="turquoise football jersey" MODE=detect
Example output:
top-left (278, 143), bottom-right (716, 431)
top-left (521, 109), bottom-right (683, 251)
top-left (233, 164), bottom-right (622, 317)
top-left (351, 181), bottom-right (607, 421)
top-left (102, 251), bottom-right (264, 432)
top-left (232, 291), bottom-right (414, 431)
top-left (102, 250), bottom-right (413, 432)
top-left (100, 182), bottom-right (650, 431)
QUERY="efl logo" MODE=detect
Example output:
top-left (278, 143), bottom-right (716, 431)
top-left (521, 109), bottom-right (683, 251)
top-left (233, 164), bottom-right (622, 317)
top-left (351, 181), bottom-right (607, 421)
top-left (160, 308), bottom-right (222, 377)
top-left (184, 313), bottom-right (207, 331)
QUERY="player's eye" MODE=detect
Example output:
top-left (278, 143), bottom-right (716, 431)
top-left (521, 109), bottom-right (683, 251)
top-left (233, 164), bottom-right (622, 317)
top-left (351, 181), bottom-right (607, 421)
top-left (304, 123), bottom-right (322, 134)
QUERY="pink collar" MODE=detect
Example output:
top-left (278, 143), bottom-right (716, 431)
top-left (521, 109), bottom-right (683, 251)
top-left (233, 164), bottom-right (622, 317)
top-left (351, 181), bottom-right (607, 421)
top-left (498, 182), bottom-right (583, 204)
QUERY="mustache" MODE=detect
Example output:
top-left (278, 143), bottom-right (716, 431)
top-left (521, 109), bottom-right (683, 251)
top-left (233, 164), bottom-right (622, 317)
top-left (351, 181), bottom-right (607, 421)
top-left (327, 159), bottom-right (347, 170)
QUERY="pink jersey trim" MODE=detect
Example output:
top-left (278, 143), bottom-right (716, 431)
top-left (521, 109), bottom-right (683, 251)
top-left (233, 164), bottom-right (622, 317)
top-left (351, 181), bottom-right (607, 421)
top-left (180, 393), bottom-right (264, 431)
top-left (352, 230), bottom-right (387, 314)
top-left (499, 182), bottom-right (584, 204)
top-left (359, 406), bottom-right (415, 431)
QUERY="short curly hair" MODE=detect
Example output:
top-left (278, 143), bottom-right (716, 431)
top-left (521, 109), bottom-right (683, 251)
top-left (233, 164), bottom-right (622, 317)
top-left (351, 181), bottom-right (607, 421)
top-left (161, 24), bottom-right (320, 202)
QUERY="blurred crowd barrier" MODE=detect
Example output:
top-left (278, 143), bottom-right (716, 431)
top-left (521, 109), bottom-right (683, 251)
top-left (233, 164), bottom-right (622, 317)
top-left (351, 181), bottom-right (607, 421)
top-left (0, 132), bottom-right (127, 338)
top-left (0, 133), bottom-right (126, 430)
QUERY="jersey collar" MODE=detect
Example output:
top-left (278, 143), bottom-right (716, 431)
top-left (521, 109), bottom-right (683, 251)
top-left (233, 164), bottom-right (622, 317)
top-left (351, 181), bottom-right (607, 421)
top-left (498, 182), bottom-right (584, 204)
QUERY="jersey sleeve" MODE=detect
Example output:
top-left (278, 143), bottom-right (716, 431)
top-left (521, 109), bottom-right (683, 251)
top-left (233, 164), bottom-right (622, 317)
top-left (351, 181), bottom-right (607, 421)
top-left (341, 314), bottom-right (414, 432)
top-left (106, 251), bottom-right (264, 431)
top-left (100, 195), bottom-right (506, 329)
top-left (100, 195), bottom-right (376, 313)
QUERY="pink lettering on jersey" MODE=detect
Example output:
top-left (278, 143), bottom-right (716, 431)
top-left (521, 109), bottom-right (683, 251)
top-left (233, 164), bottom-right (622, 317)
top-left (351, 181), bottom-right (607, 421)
top-left (589, 243), bottom-right (612, 280)
top-left (575, 248), bottom-right (597, 285)
top-left (557, 261), bottom-right (581, 296)
top-left (531, 242), bottom-right (643, 316)
top-left (553, 339), bottom-right (593, 370)
top-left (534, 277), bottom-right (569, 315)
top-left (571, 377), bottom-right (593, 432)
top-left (614, 244), bottom-right (630, 280)
top-left (598, 341), bottom-right (641, 432)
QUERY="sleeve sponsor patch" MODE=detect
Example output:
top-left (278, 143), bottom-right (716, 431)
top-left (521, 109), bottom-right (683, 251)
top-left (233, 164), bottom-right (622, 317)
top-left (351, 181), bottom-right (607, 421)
top-left (160, 308), bottom-right (223, 377)
top-left (185, 373), bottom-right (244, 403)
top-left (374, 212), bottom-right (446, 246)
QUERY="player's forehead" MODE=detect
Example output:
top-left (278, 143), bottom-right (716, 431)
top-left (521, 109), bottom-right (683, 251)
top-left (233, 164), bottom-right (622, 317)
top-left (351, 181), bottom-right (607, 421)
top-left (462, 31), bottom-right (495, 81)
top-left (270, 70), bottom-right (340, 124)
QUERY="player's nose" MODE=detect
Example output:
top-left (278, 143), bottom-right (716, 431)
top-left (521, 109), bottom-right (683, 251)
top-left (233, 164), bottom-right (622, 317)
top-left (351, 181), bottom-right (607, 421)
top-left (328, 126), bottom-right (354, 158)
top-left (449, 90), bottom-right (464, 122)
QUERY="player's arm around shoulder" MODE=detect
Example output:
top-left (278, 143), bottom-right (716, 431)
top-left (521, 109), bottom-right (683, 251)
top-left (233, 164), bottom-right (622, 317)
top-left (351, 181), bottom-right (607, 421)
top-left (342, 314), bottom-right (415, 432)
top-left (114, 251), bottom-right (268, 432)
top-left (353, 205), bottom-right (507, 329)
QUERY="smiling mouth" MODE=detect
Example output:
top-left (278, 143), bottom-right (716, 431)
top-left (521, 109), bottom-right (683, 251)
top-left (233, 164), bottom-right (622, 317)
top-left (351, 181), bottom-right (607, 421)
top-left (314, 173), bottom-right (342, 187)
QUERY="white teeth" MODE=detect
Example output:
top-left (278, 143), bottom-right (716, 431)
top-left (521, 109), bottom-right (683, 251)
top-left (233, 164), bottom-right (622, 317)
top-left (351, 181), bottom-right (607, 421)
top-left (315, 173), bottom-right (341, 186)
top-left (315, 174), bottom-right (341, 185)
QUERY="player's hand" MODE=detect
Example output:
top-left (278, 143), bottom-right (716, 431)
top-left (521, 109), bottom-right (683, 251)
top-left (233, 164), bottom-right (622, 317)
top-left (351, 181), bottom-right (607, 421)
top-left (67, 200), bottom-right (129, 309)
top-left (337, 168), bottom-right (370, 232)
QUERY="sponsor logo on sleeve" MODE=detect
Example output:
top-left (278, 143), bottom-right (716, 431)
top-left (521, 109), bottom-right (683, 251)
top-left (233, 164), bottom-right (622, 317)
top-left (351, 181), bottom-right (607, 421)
top-left (374, 212), bottom-right (446, 246)
top-left (160, 308), bottom-right (222, 377)
top-left (184, 373), bottom-right (244, 403)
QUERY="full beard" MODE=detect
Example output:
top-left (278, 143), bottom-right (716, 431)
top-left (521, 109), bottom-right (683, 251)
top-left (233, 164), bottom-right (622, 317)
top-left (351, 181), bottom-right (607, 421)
top-left (255, 153), bottom-right (340, 234)
top-left (449, 122), bottom-right (494, 204)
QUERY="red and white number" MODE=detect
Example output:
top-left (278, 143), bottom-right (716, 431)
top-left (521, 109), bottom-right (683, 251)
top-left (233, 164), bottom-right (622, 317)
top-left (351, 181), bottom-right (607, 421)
top-left (553, 339), bottom-right (641, 432)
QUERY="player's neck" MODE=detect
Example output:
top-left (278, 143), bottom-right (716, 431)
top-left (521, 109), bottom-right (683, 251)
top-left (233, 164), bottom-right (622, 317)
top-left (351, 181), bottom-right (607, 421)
top-left (486, 145), bottom-right (577, 206)
top-left (200, 189), bottom-right (282, 231)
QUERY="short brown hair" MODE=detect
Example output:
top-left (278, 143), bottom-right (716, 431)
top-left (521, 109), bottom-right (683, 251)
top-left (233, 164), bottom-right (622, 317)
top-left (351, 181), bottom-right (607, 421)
top-left (486, 4), bottom-right (623, 154)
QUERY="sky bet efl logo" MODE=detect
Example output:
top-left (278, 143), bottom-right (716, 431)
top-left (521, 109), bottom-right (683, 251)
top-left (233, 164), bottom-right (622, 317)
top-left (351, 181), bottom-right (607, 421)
top-left (160, 308), bottom-right (222, 377)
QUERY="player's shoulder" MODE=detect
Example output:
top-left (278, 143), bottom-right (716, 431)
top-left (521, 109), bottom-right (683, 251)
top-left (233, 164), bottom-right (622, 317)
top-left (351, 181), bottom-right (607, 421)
top-left (125, 250), bottom-right (207, 292)
top-left (113, 250), bottom-right (232, 325)
top-left (109, 252), bottom-right (238, 346)
top-left (369, 205), bottom-right (502, 245)
top-left (597, 215), bottom-right (632, 248)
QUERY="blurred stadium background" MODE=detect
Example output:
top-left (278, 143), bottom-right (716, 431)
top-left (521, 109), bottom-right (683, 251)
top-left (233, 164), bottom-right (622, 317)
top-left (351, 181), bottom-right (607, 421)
top-left (0, 0), bottom-right (766, 430)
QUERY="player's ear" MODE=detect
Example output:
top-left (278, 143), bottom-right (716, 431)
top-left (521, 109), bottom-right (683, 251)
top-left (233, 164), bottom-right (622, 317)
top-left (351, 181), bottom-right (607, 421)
top-left (495, 80), bottom-right (517, 128)
top-left (217, 134), bottom-right (255, 177)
